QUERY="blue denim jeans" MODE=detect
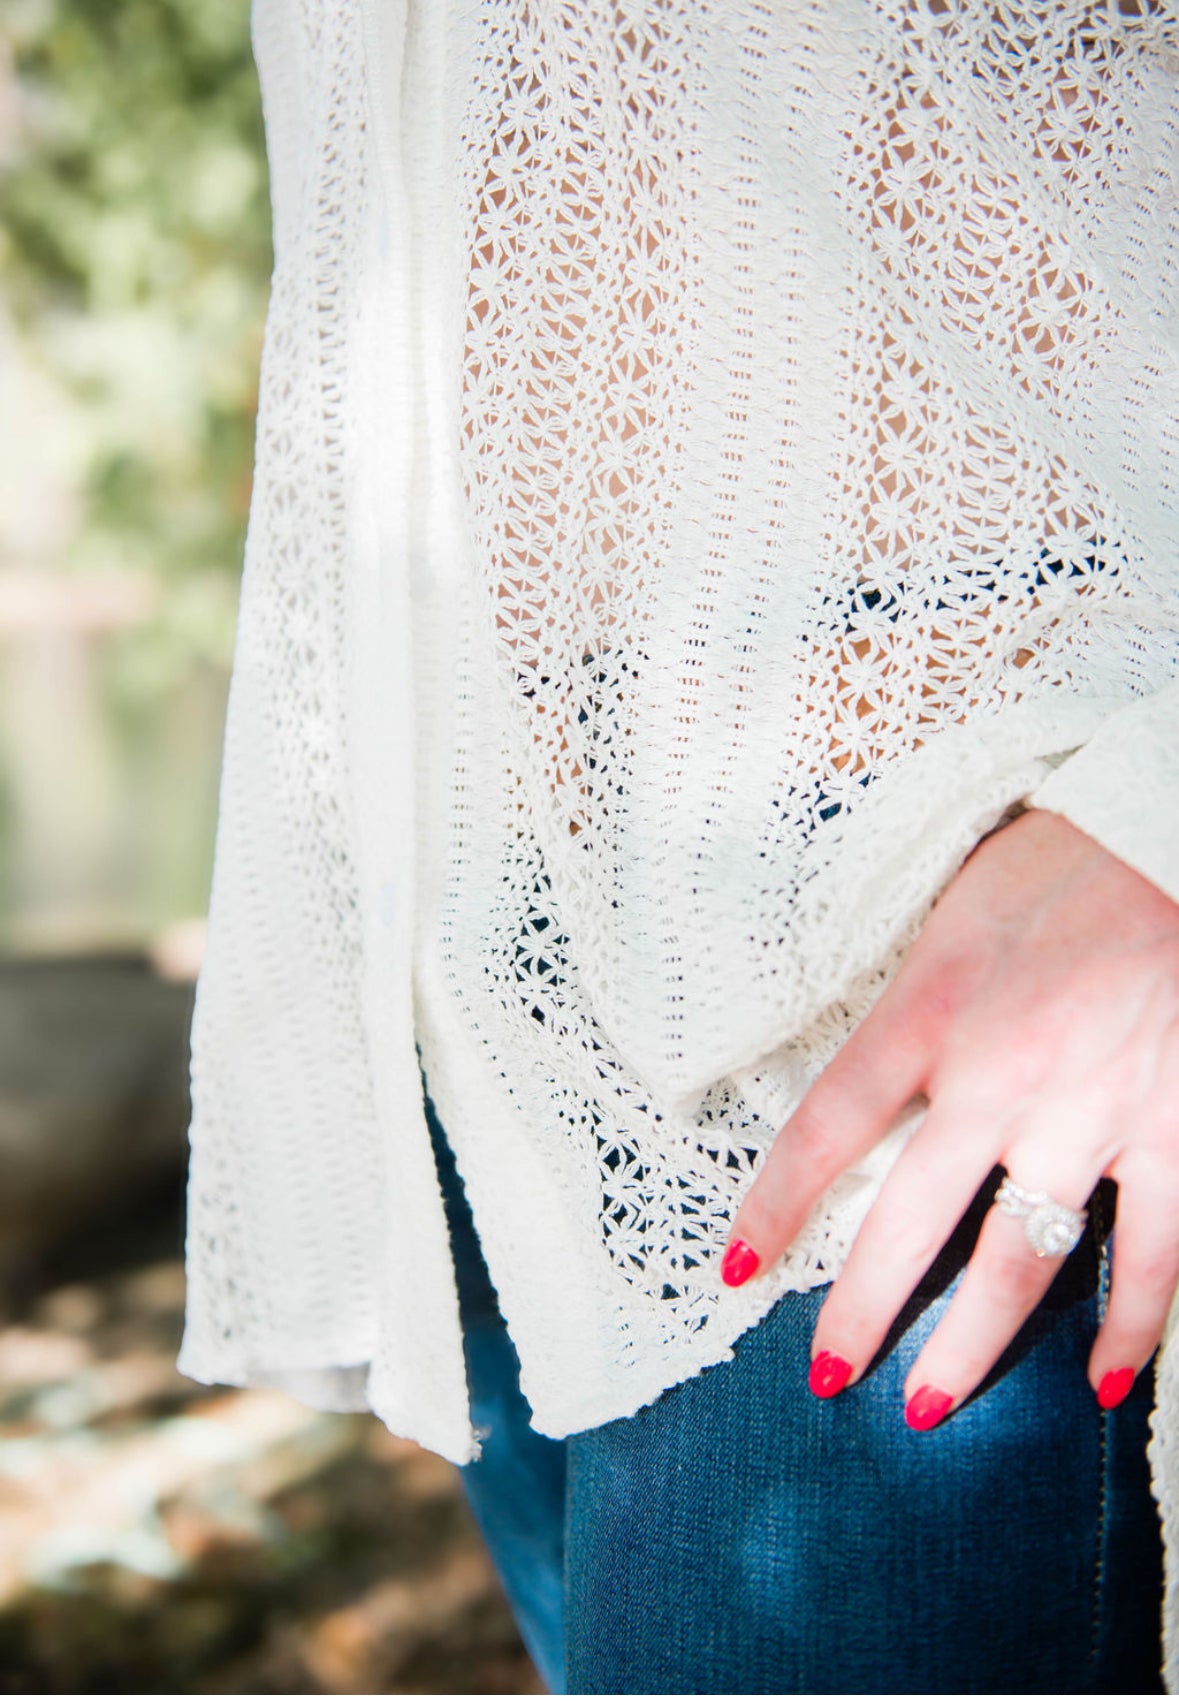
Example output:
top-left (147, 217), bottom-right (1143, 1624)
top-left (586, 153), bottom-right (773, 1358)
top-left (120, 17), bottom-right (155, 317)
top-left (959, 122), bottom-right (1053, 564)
top-left (423, 1081), bottom-right (1163, 1694)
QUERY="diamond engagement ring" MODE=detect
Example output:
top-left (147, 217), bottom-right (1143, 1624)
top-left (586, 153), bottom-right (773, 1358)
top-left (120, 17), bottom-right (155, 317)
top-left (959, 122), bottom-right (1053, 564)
top-left (994, 1178), bottom-right (1087, 1259)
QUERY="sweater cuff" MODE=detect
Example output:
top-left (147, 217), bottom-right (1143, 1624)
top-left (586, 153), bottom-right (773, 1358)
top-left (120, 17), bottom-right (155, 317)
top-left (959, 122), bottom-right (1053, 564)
top-left (1020, 678), bottom-right (1179, 909)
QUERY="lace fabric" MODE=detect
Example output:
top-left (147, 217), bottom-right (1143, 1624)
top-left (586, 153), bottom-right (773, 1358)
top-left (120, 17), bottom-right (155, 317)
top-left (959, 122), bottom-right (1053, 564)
top-left (178, 0), bottom-right (1179, 1680)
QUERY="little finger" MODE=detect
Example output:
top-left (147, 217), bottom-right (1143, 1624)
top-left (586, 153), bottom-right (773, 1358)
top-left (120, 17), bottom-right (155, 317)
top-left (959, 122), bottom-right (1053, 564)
top-left (1088, 1157), bottom-right (1179, 1409)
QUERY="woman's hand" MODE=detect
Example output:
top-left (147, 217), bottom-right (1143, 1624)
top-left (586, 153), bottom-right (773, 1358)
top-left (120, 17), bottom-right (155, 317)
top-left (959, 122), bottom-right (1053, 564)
top-left (720, 806), bottom-right (1179, 1427)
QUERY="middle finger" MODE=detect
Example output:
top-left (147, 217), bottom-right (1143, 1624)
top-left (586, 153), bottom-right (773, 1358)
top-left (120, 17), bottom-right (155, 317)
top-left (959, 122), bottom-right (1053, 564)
top-left (808, 1101), bottom-right (999, 1395)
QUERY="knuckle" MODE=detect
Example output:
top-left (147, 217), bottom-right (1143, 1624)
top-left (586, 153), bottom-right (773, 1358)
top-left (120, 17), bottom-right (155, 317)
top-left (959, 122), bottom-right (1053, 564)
top-left (735, 1179), bottom-right (796, 1253)
top-left (882, 1199), bottom-right (946, 1274)
top-left (911, 953), bottom-right (979, 1026)
top-left (986, 1241), bottom-right (1045, 1302)
top-left (788, 1106), bottom-right (846, 1183)
top-left (1120, 1243), bottom-right (1179, 1301)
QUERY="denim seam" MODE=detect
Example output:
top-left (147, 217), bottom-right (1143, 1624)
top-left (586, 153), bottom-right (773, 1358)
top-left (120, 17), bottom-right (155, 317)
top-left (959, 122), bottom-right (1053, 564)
top-left (561, 1448), bottom-right (575, 1693)
top-left (1090, 1187), bottom-right (1112, 1688)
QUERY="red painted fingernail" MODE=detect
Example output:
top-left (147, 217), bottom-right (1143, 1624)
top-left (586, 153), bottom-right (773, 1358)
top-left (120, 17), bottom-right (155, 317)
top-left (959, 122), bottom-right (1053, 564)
top-left (905, 1385), bottom-right (954, 1431)
top-left (720, 1238), bottom-right (760, 1287)
top-left (808, 1351), bottom-right (853, 1399)
top-left (1097, 1367), bottom-right (1135, 1409)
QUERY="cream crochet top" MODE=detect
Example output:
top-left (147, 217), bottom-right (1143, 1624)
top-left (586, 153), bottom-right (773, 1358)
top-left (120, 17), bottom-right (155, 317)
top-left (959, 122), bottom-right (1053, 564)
top-left (176, 0), bottom-right (1179, 1677)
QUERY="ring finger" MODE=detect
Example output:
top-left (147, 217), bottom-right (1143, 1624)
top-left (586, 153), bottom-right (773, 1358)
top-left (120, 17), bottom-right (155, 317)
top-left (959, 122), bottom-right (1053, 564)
top-left (902, 1140), bottom-right (1103, 1429)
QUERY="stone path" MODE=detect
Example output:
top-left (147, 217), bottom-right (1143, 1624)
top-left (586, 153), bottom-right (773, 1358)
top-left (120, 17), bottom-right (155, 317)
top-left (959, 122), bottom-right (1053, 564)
top-left (0, 1191), bottom-right (543, 1694)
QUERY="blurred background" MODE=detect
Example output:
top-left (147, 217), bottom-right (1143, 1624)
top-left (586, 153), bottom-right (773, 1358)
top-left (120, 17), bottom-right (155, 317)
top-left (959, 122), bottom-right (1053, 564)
top-left (0, 1), bottom-right (540, 1689)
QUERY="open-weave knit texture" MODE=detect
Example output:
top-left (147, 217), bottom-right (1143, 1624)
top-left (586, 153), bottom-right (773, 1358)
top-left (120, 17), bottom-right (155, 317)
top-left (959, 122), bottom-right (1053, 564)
top-left (177, 0), bottom-right (1179, 1678)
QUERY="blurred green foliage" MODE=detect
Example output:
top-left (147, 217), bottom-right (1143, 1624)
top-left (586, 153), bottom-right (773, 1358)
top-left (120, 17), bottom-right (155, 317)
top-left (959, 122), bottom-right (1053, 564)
top-left (0, 0), bottom-right (270, 696)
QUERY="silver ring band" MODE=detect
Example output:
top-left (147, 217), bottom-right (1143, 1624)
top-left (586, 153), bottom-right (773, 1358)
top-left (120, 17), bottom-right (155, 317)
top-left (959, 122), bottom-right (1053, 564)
top-left (994, 1177), bottom-right (1087, 1259)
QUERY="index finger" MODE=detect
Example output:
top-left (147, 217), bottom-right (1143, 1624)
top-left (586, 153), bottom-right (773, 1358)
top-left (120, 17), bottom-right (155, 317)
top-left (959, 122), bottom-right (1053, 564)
top-left (720, 951), bottom-right (952, 1284)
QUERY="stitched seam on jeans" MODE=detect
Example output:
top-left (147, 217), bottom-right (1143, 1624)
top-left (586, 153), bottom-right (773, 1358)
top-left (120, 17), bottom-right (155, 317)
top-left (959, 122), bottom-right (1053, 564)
top-left (1090, 1187), bottom-right (1112, 1685)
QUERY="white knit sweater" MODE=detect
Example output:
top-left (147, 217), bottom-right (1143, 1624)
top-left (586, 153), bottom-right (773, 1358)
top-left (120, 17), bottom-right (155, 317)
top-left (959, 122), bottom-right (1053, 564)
top-left (176, 0), bottom-right (1179, 1679)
